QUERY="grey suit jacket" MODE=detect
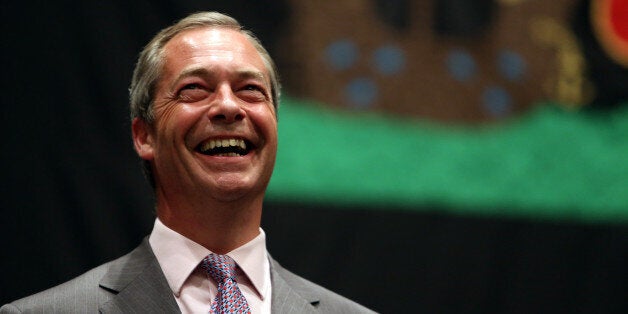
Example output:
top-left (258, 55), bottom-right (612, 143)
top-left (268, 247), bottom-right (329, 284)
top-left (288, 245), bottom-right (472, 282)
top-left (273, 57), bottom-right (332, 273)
top-left (1, 239), bottom-right (375, 313)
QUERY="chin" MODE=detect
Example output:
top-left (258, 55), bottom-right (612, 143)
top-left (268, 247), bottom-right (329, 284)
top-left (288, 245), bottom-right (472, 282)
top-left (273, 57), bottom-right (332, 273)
top-left (210, 177), bottom-right (266, 202)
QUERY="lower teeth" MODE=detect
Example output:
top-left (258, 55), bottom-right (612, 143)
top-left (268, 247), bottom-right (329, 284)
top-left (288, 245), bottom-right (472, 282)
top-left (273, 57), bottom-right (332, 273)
top-left (215, 152), bottom-right (241, 157)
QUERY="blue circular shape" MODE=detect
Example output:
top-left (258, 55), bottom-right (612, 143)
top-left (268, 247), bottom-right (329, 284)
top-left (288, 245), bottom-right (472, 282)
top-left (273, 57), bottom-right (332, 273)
top-left (446, 49), bottom-right (477, 82)
top-left (482, 86), bottom-right (512, 117)
top-left (324, 40), bottom-right (358, 71)
top-left (498, 50), bottom-right (526, 81)
top-left (372, 45), bottom-right (406, 75)
top-left (345, 78), bottom-right (378, 109)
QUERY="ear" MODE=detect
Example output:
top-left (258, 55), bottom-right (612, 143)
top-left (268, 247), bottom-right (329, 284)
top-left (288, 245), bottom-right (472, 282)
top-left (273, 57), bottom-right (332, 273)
top-left (132, 117), bottom-right (155, 161)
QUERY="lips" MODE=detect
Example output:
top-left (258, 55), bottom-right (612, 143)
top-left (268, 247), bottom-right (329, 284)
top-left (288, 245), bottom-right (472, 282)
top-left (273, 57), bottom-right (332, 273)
top-left (197, 138), bottom-right (251, 156)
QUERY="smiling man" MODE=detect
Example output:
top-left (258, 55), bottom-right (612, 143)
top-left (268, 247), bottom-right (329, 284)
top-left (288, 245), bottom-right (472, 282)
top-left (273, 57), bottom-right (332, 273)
top-left (1, 12), bottom-right (374, 314)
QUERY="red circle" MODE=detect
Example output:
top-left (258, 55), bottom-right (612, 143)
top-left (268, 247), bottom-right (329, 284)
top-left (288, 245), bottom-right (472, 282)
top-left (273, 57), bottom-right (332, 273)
top-left (610, 0), bottom-right (628, 41)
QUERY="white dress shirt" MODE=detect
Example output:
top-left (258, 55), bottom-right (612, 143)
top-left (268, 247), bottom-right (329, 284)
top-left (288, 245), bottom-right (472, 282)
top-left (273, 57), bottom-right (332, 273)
top-left (149, 218), bottom-right (272, 313)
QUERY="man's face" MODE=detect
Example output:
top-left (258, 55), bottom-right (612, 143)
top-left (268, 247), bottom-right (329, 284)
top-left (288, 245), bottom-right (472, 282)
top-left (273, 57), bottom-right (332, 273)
top-left (133, 27), bottom-right (278, 204)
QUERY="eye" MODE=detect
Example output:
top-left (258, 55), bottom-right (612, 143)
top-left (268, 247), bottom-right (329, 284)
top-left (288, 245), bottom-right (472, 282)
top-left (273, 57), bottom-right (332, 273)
top-left (243, 84), bottom-right (262, 91)
top-left (178, 83), bottom-right (209, 102)
top-left (182, 83), bottom-right (202, 90)
top-left (238, 84), bottom-right (268, 102)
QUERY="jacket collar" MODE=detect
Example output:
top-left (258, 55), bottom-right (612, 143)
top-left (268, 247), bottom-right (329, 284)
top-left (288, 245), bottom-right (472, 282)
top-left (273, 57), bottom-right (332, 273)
top-left (269, 257), bottom-right (319, 314)
top-left (98, 238), bottom-right (181, 313)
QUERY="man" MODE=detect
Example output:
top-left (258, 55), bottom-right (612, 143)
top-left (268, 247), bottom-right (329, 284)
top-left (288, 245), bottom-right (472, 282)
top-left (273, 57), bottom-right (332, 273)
top-left (1, 12), bottom-right (374, 314)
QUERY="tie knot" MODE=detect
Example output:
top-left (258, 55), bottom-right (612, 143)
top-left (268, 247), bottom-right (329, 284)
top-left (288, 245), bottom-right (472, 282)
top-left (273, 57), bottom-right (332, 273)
top-left (201, 254), bottom-right (237, 282)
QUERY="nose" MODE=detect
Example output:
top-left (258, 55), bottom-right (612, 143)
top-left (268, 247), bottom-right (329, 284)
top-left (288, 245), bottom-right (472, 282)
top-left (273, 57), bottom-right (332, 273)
top-left (208, 84), bottom-right (245, 123)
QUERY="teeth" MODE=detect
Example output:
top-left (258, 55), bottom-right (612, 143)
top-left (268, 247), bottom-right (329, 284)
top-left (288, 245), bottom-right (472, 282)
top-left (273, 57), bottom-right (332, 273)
top-left (215, 152), bottom-right (240, 157)
top-left (199, 138), bottom-right (247, 153)
top-left (200, 141), bottom-right (212, 152)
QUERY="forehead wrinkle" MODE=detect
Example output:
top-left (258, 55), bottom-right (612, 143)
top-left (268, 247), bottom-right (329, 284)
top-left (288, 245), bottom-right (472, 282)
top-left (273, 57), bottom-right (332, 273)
top-left (235, 70), bottom-right (268, 85)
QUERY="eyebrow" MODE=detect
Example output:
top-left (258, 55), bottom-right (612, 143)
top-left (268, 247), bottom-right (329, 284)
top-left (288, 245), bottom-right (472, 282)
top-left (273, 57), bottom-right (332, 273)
top-left (170, 67), bottom-right (267, 90)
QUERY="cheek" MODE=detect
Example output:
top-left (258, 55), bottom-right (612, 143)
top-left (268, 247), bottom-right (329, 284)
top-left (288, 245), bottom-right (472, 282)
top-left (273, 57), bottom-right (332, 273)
top-left (258, 116), bottom-right (278, 144)
top-left (153, 104), bottom-right (205, 142)
top-left (249, 105), bottom-right (278, 130)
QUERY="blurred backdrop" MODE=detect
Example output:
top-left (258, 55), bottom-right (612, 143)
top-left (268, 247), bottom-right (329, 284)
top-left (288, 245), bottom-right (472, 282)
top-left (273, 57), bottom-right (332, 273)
top-left (1, 0), bottom-right (627, 313)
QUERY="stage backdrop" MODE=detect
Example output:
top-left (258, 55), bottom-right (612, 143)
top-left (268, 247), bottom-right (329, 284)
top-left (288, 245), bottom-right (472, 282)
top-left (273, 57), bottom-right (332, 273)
top-left (1, 1), bottom-right (627, 313)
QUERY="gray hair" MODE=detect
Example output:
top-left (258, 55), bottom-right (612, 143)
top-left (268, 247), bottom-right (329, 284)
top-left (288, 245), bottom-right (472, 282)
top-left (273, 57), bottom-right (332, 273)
top-left (129, 11), bottom-right (281, 123)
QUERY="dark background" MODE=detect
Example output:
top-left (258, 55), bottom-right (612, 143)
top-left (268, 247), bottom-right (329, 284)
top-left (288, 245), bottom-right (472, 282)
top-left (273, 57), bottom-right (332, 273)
top-left (1, 1), bottom-right (627, 313)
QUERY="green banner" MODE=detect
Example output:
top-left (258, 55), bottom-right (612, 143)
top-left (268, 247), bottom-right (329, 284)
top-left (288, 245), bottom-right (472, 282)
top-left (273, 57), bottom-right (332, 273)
top-left (267, 97), bottom-right (628, 223)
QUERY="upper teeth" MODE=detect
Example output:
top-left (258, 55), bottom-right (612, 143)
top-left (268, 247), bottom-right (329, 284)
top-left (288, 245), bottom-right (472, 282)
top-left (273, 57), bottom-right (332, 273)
top-left (200, 138), bottom-right (247, 152)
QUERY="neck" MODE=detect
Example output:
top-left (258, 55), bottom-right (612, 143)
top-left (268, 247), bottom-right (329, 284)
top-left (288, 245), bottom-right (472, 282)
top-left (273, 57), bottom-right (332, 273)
top-left (156, 195), bottom-right (263, 254)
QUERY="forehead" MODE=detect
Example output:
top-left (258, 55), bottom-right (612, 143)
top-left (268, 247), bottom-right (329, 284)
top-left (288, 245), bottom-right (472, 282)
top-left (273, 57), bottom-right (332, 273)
top-left (161, 27), bottom-right (268, 75)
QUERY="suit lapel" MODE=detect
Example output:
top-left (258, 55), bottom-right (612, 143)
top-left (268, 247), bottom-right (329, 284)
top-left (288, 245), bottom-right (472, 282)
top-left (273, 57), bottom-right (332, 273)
top-left (269, 258), bottom-right (318, 314)
top-left (98, 239), bottom-right (180, 313)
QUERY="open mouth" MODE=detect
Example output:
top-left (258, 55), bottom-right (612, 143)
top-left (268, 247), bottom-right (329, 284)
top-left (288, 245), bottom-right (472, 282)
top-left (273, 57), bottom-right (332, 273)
top-left (197, 138), bottom-right (252, 157)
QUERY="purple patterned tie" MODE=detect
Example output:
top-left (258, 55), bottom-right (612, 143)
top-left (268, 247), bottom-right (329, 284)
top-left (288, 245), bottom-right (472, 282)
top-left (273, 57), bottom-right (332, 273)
top-left (201, 254), bottom-right (252, 314)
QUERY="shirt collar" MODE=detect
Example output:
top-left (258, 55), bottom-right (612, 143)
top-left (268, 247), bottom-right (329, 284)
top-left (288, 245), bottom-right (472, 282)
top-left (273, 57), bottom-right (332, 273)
top-left (148, 218), bottom-right (269, 300)
top-left (227, 227), bottom-right (270, 301)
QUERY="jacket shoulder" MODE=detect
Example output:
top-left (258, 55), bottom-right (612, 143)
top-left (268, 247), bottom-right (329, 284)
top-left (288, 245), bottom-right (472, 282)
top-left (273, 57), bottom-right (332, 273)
top-left (271, 259), bottom-right (377, 313)
top-left (2, 261), bottom-right (115, 313)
